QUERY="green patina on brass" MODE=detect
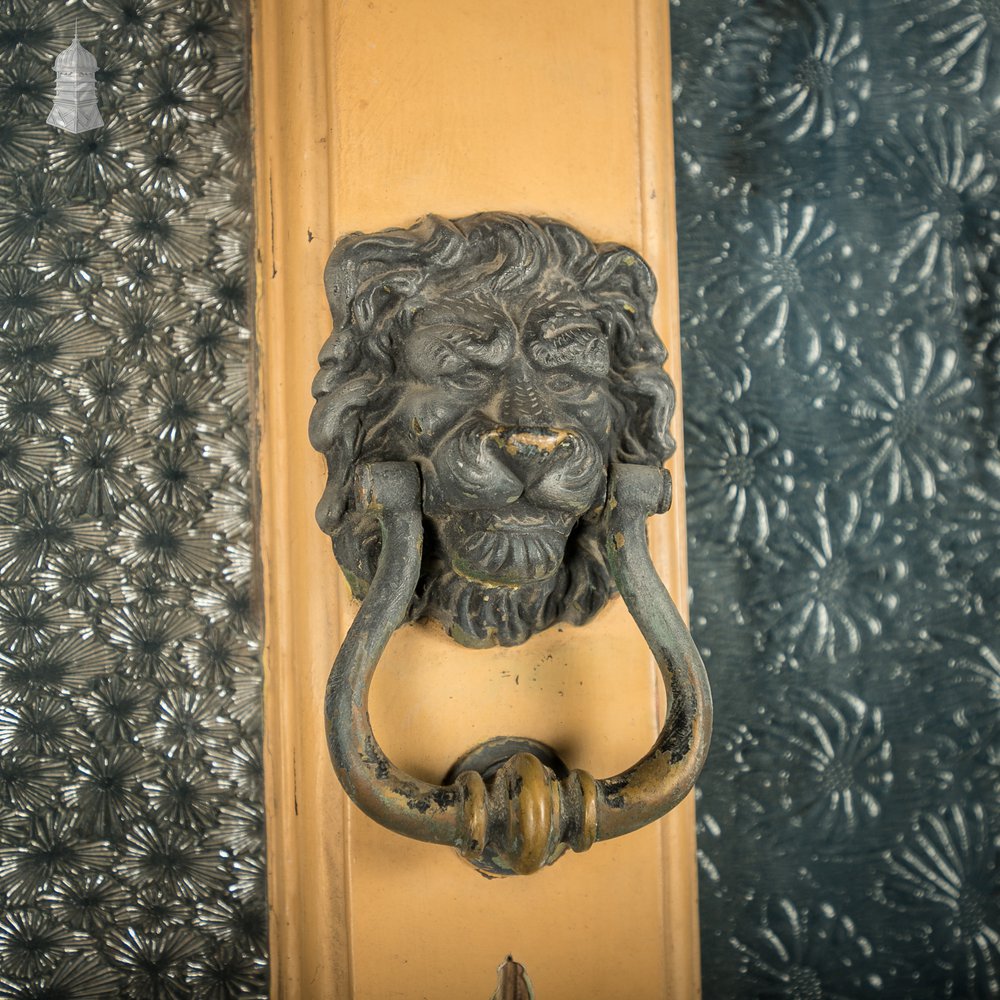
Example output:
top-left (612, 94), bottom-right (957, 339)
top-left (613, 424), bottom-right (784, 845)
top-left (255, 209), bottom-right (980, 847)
top-left (311, 215), bottom-right (712, 873)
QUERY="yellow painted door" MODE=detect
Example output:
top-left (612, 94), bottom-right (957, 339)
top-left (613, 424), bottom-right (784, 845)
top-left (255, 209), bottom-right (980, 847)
top-left (252, 3), bottom-right (700, 996)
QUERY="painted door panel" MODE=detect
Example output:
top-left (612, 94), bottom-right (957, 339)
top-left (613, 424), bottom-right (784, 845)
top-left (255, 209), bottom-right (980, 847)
top-left (252, 3), bottom-right (699, 996)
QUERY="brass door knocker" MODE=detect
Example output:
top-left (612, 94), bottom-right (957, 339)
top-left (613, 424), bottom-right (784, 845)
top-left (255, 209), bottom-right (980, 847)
top-left (310, 213), bottom-right (712, 875)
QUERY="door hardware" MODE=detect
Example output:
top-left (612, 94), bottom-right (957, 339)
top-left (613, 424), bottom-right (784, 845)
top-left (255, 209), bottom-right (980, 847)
top-left (310, 213), bottom-right (712, 875)
top-left (491, 956), bottom-right (534, 999)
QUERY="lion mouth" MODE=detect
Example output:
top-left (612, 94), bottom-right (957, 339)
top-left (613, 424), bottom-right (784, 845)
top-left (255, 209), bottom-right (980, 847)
top-left (444, 510), bottom-right (575, 586)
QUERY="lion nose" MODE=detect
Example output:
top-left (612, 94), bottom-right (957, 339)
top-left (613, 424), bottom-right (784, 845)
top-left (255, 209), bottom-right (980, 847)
top-left (493, 427), bottom-right (570, 458)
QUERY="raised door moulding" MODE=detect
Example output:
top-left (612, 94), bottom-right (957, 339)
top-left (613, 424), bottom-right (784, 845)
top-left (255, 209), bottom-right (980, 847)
top-left (252, 3), bottom-right (701, 997)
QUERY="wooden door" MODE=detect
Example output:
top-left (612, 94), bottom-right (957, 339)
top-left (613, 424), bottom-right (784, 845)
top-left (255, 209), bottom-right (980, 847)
top-left (252, 2), bottom-right (700, 996)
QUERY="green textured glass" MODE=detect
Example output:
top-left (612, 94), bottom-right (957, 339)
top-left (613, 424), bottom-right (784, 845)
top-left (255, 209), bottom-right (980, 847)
top-left (674, 2), bottom-right (999, 997)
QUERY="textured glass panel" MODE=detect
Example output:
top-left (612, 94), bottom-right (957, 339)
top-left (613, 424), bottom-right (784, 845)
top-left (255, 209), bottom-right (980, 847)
top-left (673, 1), bottom-right (998, 996)
top-left (0, 1), bottom-right (265, 995)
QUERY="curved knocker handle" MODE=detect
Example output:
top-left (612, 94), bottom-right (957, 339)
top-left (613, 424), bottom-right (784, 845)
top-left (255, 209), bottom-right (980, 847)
top-left (326, 461), bottom-right (713, 875)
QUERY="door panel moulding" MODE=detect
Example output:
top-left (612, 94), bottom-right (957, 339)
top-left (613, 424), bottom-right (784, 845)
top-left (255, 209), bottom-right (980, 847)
top-left (252, 3), bottom-right (700, 997)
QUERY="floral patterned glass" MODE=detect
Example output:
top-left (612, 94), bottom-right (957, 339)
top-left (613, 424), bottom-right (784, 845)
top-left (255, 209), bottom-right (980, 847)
top-left (674, 1), bottom-right (999, 996)
top-left (0, 0), bottom-right (265, 995)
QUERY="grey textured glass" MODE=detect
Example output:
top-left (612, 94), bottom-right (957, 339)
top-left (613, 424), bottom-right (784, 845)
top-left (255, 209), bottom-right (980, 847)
top-left (673, 1), bottom-right (998, 996)
top-left (0, 0), bottom-right (265, 996)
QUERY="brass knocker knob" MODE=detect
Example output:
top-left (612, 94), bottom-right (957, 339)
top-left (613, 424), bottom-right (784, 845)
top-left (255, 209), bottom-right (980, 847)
top-left (311, 213), bottom-right (713, 875)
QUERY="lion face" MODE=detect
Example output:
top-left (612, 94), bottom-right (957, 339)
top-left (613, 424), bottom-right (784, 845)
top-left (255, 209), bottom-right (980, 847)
top-left (371, 283), bottom-right (616, 587)
top-left (310, 213), bottom-right (675, 647)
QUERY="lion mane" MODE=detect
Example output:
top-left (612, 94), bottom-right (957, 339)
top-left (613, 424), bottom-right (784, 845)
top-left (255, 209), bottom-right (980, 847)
top-left (310, 213), bottom-right (675, 647)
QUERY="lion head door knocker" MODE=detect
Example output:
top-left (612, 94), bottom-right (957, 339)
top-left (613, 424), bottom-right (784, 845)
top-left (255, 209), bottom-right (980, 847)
top-left (310, 213), bottom-right (712, 876)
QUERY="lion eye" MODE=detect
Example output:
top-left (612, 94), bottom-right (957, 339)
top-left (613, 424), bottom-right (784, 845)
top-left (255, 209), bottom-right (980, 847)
top-left (445, 370), bottom-right (490, 391)
top-left (548, 372), bottom-right (579, 393)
